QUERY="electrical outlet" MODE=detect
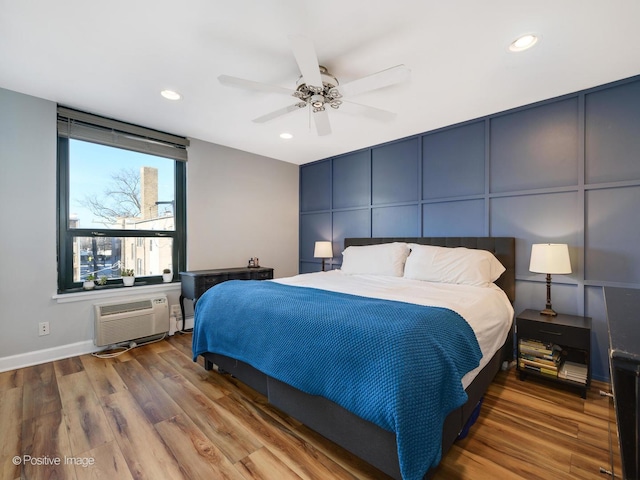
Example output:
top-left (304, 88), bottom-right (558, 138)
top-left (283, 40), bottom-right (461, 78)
top-left (39, 321), bottom-right (50, 336)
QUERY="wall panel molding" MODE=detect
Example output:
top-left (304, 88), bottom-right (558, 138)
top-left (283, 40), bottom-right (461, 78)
top-left (299, 74), bottom-right (640, 382)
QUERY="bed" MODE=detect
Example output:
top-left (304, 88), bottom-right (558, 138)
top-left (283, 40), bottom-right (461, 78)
top-left (192, 237), bottom-right (515, 479)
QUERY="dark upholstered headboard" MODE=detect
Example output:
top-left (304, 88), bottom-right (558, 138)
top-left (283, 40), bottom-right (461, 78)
top-left (344, 237), bottom-right (516, 303)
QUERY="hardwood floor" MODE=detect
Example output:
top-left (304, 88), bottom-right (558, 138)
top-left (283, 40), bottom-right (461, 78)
top-left (0, 333), bottom-right (621, 480)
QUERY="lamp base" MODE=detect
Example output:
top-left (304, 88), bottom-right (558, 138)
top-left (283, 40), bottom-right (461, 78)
top-left (540, 274), bottom-right (558, 316)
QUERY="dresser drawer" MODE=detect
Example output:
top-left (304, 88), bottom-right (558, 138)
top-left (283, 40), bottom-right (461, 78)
top-left (199, 274), bottom-right (229, 291)
top-left (181, 267), bottom-right (275, 303)
top-left (518, 318), bottom-right (590, 350)
top-left (251, 270), bottom-right (273, 280)
top-left (227, 272), bottom-right (250, 280)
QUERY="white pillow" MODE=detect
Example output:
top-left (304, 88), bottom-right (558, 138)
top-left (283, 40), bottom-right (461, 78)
top-left (341, 242), bottom-right (410, 277)
top-left (403, 244), bottom-right (506, 286)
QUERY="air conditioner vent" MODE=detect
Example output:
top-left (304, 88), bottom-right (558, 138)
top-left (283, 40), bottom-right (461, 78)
top-left (99, 299), bottom-right (153, 316)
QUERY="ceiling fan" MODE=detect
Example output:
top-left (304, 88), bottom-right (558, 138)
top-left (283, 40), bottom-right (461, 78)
top-left (218, 35), bottom-right (411, 136)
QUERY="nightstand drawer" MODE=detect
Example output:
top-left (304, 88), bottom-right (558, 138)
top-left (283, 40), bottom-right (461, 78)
top-left (518, 318), bottom-right (590, 349)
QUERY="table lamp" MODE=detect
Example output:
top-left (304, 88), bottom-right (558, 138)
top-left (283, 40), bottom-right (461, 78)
top-left (529, 243), bottom-right (572, 316)
top-left (314, 241), bottom-right (333, 272)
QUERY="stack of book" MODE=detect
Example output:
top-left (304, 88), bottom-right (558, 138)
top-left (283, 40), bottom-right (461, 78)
top-left (558, 361), bottom-right (588, 384)
top-left (518, 339), bottom-right (561, 377)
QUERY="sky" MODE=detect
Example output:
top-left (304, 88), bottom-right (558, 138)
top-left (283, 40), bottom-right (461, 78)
top-left (69, 139), bottom-right (175, 229)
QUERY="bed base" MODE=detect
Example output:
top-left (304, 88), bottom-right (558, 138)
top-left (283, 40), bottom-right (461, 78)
top-left (203, 345), bottom-right (505, 479)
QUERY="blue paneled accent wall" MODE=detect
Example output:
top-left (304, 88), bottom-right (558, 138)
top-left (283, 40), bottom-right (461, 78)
top-left (299, 74), bottom-right (640, 383)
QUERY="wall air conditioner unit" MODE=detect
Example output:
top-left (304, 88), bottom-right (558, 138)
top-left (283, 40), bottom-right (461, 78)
top-left (94, 295), bottom-right (169, 347)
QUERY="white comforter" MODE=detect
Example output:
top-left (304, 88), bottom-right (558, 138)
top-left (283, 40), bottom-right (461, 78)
top-left (274, 270), bottom-right (514, 388)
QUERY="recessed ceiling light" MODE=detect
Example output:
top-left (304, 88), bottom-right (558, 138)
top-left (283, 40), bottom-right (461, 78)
top-left (508, 34), bottom-right (539, 52)
top-left (160, 89), bottom-right (182, 100)
top-left (280, 133), bottom-right (293, 139)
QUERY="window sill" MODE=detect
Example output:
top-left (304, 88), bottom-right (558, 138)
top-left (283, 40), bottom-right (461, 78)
top-left (53, 282), bottom-right (181, 304)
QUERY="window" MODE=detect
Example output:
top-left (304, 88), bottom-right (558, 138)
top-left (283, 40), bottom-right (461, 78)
top-left (57, 107), bottom-right (188, 292)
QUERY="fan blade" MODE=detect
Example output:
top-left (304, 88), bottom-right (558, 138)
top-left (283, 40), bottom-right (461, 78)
top-left (338, 65), bottom-right (411, 98)
top-left (252, 104), bottom-right (302, 123)
top-left (218, 74), bottom-right (293, 96)
top-left (313, 109), bottom-right (331, 136)
top-left (289, 35), bottom-right (323, 88)
top-left (341, 100), bottom-right (397, 122)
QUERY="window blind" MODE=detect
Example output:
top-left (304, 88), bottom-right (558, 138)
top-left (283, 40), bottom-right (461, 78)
top-left (57, 106), bottom-right (189, 161)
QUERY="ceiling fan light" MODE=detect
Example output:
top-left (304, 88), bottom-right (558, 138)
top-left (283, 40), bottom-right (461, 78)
top-left (310, 94), bottom-right (325, 108)
top-left (279, 132), bottom-right (293, 139)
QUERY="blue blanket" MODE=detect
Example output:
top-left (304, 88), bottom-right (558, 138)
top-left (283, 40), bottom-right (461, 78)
top-left (192, 280), bottom-right (482, 480)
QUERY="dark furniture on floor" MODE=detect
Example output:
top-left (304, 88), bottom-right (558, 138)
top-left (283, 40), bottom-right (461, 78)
top-left (198, 237), bottom-right (515, 479)
top-left (516, 309), bottom-right (591, 398)
top-left (179, 267), bottom-right (273, 327)
top-left (604, 287), bottom-right (640, 480)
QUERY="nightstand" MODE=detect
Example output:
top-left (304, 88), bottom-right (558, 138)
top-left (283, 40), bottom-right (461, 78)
top-left (516, 309), bottom-right (591, 398)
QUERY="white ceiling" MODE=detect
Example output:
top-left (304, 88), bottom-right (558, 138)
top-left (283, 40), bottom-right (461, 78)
top-left (1, 1), bottom-right (639, 165)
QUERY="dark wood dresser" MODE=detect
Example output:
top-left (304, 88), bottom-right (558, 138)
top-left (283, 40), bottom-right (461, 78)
top-left (179, 267), bottom-right (274, 327)
top-left (604, 286), bottom-right (640, 480)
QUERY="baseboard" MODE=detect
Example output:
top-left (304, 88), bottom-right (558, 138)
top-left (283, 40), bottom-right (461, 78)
top-left (0, 340), bottom-right (100, 373)
top-left (591, 378), bottom-right (612, 394)
top-left (0, 317), bottom-right (196, 373)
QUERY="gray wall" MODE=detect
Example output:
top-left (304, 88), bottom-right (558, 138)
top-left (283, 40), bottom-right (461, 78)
top-left (186, 140), bottom-right (299, 275)
top-left (0, 87), bottom-right (299, 371)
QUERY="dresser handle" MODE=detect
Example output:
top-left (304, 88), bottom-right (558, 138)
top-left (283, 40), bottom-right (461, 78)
top-left (539, 330), bottom-right (562, 336)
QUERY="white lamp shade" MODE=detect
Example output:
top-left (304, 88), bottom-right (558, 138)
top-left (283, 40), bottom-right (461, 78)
top-left (529, 243), bottom-right (572, 274)
top-left (314, 241), bottom-right (333, 259)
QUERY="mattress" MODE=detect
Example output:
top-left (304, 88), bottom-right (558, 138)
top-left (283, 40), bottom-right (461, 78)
top-left (274, 270), bottom-right (514, 388)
